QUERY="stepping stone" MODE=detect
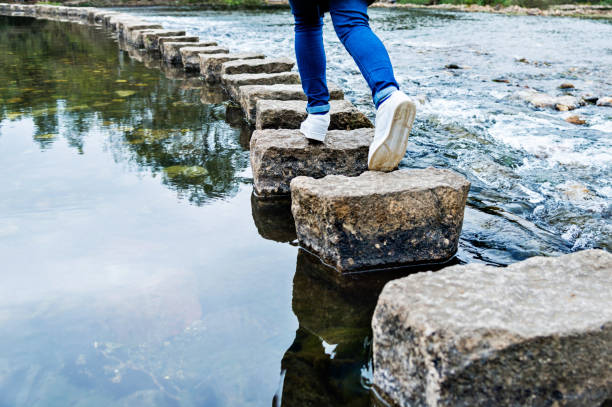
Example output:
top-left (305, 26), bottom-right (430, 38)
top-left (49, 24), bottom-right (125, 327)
top-left (221, 72), bottom-right (301, 100)
top-left (255, 99), bottom-right (372, 131)
top-left (199, 53), bottom-right (265, 83)
top-left (157, 36), bottom-right (200, 52)
top-left (372, 249), bottom-right (612, 407)
top-left (239, 83), bottom-right (344, 122)
top-left (141, 30), bottom-right (187, 52)
top-left (220, 57), bottom-right (295, 76)
top-left (106, 14), bottom-right (134, 31)
top-left (120, 22), bottom-right (163, 38)
top-left (290, 168), bottom-right (470, 272)
top-left (251, 128), bottom-right (373, 196)
top-left (179, 46), bottom-right (230, 72)
top-left (128, 29), bottom-right (185, 49)
top-left (161, 41), bottom-right (219, 65)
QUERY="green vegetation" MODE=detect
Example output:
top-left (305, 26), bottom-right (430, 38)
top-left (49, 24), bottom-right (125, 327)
top-left (397, 0), bottom-right (612, 8)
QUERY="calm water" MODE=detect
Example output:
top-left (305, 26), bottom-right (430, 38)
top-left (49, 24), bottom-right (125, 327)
top-left (0, 8), bottom-right (610, 407)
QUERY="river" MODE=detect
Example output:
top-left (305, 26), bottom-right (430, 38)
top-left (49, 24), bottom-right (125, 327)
top-left (0, 8), bottom-right (610, 407)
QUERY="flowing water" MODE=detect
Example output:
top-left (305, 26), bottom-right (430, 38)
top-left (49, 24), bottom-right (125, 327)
top-left (0, 8), bottom-right (610, 407)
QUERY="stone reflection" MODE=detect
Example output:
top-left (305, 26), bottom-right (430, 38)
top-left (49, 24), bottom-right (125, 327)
top-left (250, 192), bottom-right (296, 242)
top-left (277, 250), bottom-right (459, 406)
top-left (0, 16), bottom-right (249, 206)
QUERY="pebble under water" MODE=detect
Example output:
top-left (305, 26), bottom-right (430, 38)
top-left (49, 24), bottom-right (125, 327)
top-left (0, 8), bottom-right (610, 407)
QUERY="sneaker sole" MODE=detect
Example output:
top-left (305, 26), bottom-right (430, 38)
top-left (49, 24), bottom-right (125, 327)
top-left (368, 99), bottom-right (416, 172)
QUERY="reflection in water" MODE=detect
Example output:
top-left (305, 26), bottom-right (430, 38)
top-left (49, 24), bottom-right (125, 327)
top-left (0, 15), bottom-right (248, 206)
top-left (251, 193), bottom-right (296, 243)
top-left (277, 250), bottom-right (458, 406)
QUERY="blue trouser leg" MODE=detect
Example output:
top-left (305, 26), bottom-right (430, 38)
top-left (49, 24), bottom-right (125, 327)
top-left (289, 0), bottom-right (330, 114)
top-left (289, 0), bottom-right (399, 111)
top-left (329, 0), bottom-right (399, 108)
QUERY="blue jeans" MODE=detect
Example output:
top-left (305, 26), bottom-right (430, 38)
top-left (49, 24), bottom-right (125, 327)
top-left (289, 0), bottom-right (399, 114)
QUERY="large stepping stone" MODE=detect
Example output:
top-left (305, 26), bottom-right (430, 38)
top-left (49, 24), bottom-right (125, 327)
top-left (129, 29), bottom-right (185, 48)
top-left (251, 128), bottom-right (373, 196)
top-left (121, 22), bottom-right (163, 39)
top-left (238, 83), bottom-right (344, 122)
top-left (220, 57), bottom-right (295, 77)
top-left (140, 30), bottom-right (186, 50)
top-left (373, 249), bottom-right (612, 407)
top-left (180, 46), bottom-right (230, 72)
top-left (156, 36), bottom-right (200, 52)
top-left (256, 99), bottom-right (373, 130)
top-left (199, 53), bottom-right (265, 83)
top-left (221, 72), bottom-right (301, 100)
top-left (161, 41), bottom-right (218, 65)
top-left (290, 168), bottom-right (470, 272)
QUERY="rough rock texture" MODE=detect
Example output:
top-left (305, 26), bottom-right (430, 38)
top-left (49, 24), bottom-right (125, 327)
top-left (372, 249), bottom-right (612, 407)
top-left (141, 30), bottom-right (186, 51)
top-left (179, 46), bottom-right (230, 72)
top-left (156, 36), bottom-right (200, 52)
top-left (597, 97), bottom-right (612, 107)
top-left (121, 23), bottom-right (163, 39)
top-left (256, 99), bottom-right (373, 130)
top-left (516, 90), bottom-right (584, 110)
top-left (221, 72), bottom-right (301, 100)
top-left (129, 29), bottom-right (185, 48)
top-left (161, 41), bottom-right (219, 65)
top-left (220, 57), bottom-right (295, 77)
top-left (251, 129), bottom-right (373, 196)
top-left (290, 169), bottom-right (470, 272)
top-left (199, 53), bottom-right (265, 83)
top-left (239, 83), bottom-right (344, 122)
top-left (250, 194), bottom-right (296, 242)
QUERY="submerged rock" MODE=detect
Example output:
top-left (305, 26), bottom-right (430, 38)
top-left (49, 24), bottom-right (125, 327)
top-left (199, 53), bottom-right (266, 83)
top-left (290, 169), bottom-right (470, 272)
top-left (255, 99), bottom-right (373, 130)
top-left (516, 90), bottom-right (583, 110)
top-left (179, 46), bottom-right (230, 72)
top-left (221, 72), bottom-right (301, 100)
top-left (597, 97), bottom-right (612, 107)
top-left (372, 249), bottom-right (612, 407)
top-left (239, 83), bottom-right (344, 122)
top-left (565, 115), bottom-right (586, 125)
top-left (250, 128), bottom-right (373, 195)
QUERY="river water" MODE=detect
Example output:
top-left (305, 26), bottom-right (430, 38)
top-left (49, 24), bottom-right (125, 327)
top-left (0, 8), bottom-right (610, 407)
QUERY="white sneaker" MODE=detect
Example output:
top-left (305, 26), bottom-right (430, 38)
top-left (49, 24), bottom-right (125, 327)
top-left (368, 91), bottom-right (416, 172)
top-left (299, 112), bottom-right (330, 142)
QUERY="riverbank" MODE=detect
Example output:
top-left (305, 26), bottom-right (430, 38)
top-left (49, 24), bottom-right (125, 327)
top-left (372, 2), bottom-right (612, 18)
top-left (12, 0), bottom-right (612, 18)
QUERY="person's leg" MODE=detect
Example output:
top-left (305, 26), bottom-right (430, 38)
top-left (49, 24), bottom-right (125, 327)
top-left (328, 0), bottom-right (398, 108)
top-left (289, 0), bottom-right (330, 114)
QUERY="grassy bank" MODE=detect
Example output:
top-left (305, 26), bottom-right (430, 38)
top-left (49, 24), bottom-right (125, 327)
top-left (396, 0), bottom-right (612, 8)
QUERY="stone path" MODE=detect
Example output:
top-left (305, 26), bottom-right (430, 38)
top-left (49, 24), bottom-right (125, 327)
top-left (3, 7), bottom-right (605, 404)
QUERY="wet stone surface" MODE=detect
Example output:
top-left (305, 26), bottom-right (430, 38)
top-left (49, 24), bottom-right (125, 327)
top-left (180, 46), bottom-right (230, 72)
top-left (161, 41), bottom-right (217, 64)
top-left (373, 249), bottom-right (612, 407)
top-left (220, 57), bottom-right (295, 77)
top-left (291, 169), bottom-right (471, 272)
top-left (199, 53), bottom-right (266, 83)
top-left (221, 71), bottom-right (302, 100)
top-left (251, 128), bottom-right (373, 196)
top-left (141, 30), bottom-right (186, 51)
top-left (255, 99), bottom-right (373, 130)
top-left (239, 83), bottom-right (344, 122)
